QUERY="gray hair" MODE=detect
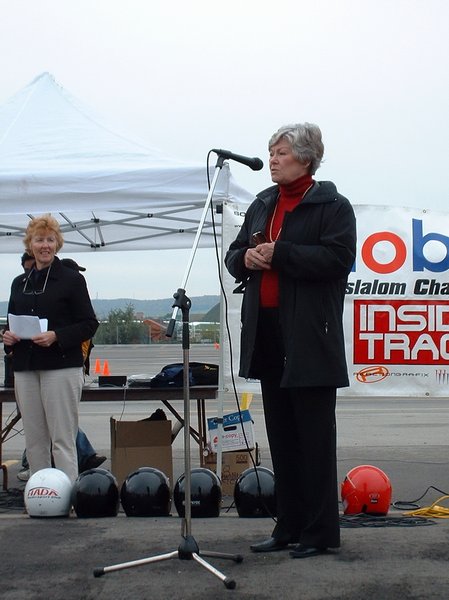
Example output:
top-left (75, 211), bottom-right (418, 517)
top-left (268, 123), bottom-right (324, 175)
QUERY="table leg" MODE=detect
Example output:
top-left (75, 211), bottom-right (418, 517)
top-left (160, 400), bottom-right (201, 445)
top-left (197, 398), bottom-right (207, 467)
top-left (0, 402), bottom-right (6, 490)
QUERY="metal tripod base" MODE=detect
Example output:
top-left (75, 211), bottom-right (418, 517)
top-left (93, 534), bottom-right (243, 589)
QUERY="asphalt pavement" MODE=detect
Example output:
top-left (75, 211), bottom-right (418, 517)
top-left (1, 344), bottom-right (449, 599)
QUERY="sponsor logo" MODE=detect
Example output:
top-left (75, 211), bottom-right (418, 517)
top-left (355, 366), bottom-right (389, 383)
top-left (27, 487), bottom-right (60, 498)
top-left (435, 369), bottom-right (449, 384)
top-left (353, 219), bottom-right (449, 274)
top-left (354, 366), bottom-right (431, 382)
top-left (354, 299), bottom-right (449, 365)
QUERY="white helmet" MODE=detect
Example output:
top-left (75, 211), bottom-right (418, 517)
top-left (25, 468), bottom-right (73, 518)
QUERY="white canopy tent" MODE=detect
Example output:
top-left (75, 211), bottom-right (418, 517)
top-left (0, 73), bottom-right (256, 479)
top-left (0, 72), bottom-right (253, 253)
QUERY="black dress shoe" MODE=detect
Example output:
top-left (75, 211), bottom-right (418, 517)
top-left (289, 544), bottom-right (327, 559)
top-left (79, 454), bottom-right (107, 473)
top-left (250, 537), bottom-right (291, 553)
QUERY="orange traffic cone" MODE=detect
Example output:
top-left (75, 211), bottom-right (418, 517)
top-left (102, 360), bottom-right (110, 376)
top-left (94, 358), bottom-right (101, 374)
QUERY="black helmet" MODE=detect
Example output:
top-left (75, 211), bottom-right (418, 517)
top-left (234, 467), bottom-right (276, 517)
top-left (174, 468), bottom-right (221, 518)
top-left (72, 468), bottom-right (120, 518)
top-left (120, 467), bottom-right (171, 517)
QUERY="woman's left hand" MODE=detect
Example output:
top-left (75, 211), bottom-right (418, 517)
top-left (245, 242), bottom-right (275, 270)
top-left (256, 241), bottom-right (275, 264)
top-left (32, 331), bottom-right (57, 347)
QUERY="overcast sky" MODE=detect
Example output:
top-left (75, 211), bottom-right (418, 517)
top-left (1, 0), bottom-right (448, 302)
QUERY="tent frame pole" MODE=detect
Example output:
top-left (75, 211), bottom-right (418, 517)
top-left (93, 158), bottom-right (243, 589)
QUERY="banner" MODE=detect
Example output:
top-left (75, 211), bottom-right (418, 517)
top-left (346, 205), bottom-right (449, 397)
top-left (221, 201), bottom-right (260, 397)
top-left (222, 202), bottom-right (449, 397)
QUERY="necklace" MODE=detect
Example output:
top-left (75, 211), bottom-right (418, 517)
top-left (268, 201), bottom-right (282, 242)
top-left (268, 183), bottom-right (313, 242)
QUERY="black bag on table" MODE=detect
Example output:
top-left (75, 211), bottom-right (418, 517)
top-left (149, 362), bottom-right (218, 388)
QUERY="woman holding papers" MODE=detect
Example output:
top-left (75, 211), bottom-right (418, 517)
top-left (3, 215), bottom-right (98, 483)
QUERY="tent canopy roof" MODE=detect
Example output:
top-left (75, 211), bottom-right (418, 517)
top-left (0, 73), bottom-right (252, 253)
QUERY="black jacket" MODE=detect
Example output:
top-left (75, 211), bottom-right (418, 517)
top-left (225, 181), bottom-right (357, 388)
top-left (6, 256), bottom-right (99, 372)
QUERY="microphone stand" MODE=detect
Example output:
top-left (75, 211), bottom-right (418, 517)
top-left (94, 156), bottom-right (243, 589)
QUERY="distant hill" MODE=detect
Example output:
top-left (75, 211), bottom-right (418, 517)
top-left (203, 302), bottom-right (220, 322)
top-left (0, 295), bottom-right (220, 320)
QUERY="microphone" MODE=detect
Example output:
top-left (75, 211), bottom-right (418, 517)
top-left (212, 148), bottom-right (264, 171)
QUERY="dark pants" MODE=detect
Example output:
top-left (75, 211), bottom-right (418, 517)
top-left (256, 308), bottom-right (340, 548)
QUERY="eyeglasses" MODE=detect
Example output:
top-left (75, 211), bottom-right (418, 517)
top-left (32, 236), bottom-right (57, 245)
top-left (22, 265), bottom-right (52, 295)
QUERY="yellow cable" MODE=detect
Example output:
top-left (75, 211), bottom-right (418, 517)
top-left (404, 495), bottom-right (449, 518)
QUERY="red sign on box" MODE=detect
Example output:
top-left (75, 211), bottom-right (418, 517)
top-left (353, 299), bottom-right (449, 365)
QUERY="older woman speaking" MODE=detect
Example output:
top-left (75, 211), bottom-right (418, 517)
top-left (225, 123), bottom-right (356, 558)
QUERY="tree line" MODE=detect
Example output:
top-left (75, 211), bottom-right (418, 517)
top-left (94, 304), bottom-right (156, 344)
top-left (93, 303), bottom-right (219, 344)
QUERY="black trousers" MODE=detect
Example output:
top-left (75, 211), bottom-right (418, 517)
top-left (255, 309), bottom-right (340, 548)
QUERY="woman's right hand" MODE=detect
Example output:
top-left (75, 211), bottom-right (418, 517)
top-left (2, 330), bottom-right (20, 346)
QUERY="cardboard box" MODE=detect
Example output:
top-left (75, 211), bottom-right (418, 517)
top-left (204, 449), bottom-right (260, 496)
top-left (207, 410), bottom-right (255, 453)
top-left (110, 418), bottom-right (173, 489)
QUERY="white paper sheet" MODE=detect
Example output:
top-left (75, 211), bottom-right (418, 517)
top-left (8, 314), bottom-right (48, 339)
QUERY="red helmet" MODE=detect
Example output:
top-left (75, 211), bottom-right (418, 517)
top-left (341, 465), bottom-right (392, 516)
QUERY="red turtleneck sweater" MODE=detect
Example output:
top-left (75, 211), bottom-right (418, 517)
top-left (260, 174), bottom-right (314, 307)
